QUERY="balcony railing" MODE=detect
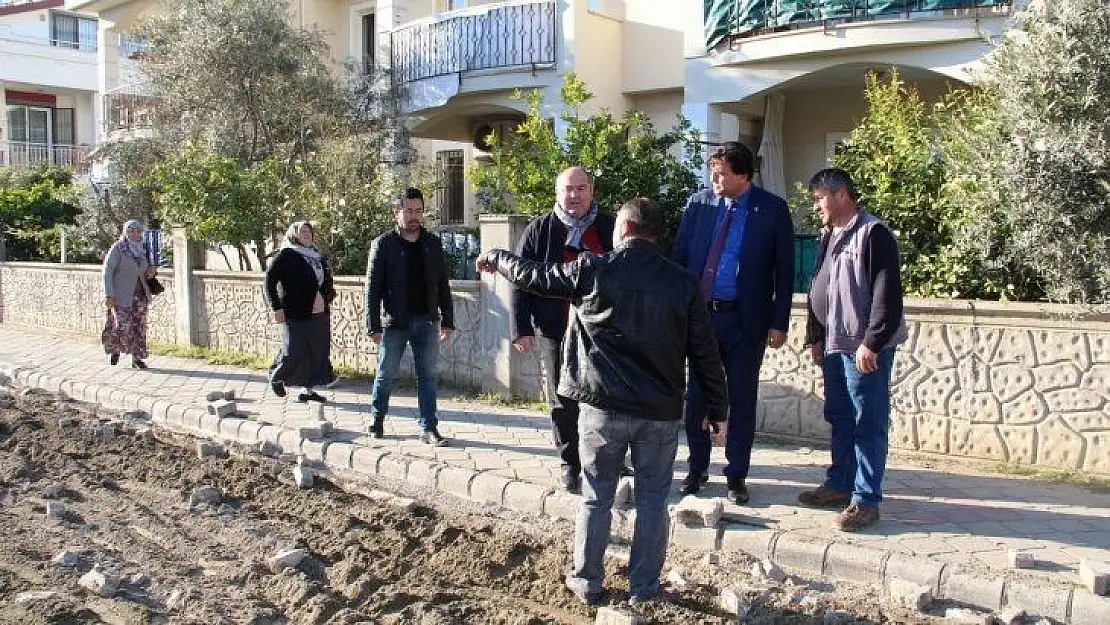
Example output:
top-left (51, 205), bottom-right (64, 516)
top-left (2, 142), bottom-right (91, 172)
top-left (706, 0), bottom-right (1011, 48)
top-left (390, 0), bottom-right (557, 84)
top-left (103, 91), bottom-right (157, 134)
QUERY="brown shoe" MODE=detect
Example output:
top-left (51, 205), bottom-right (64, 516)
top-left (835, 503), bottom-right (880, 532)
top-left (798, 486), bottom-right (851, 508)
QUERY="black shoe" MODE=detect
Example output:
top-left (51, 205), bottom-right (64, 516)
top-left (109, 353), bottom-right (120, 366)
top-left (562, 467), bottom-right (582, 494)
top-left (727, 476), bottom-right (749, 505)
top-left (271, 381), bottom-right (286, 398)
top-left (367, 419), bottom-right (383, 439)
top-left (679, 472), bottom-right (709, 495)
top-left (420, 428), bottom-right (448, 447)
top-left (131, 359), bottom-right (148, 370)
top-left (297, 391), bottom-right (326, 403)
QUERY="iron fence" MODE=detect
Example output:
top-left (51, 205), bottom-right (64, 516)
top-left (390, 0), bottom-right (557, 83)
top-left (718, 0), bottom-right (1011, 44)
top-left (2, 142), bottom-right (91, 172)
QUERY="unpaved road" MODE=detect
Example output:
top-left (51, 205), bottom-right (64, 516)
top-left (0, 387), bottom-right (942, 624)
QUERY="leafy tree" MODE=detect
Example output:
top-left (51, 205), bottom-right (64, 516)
top-left (469, 74), bottom-right (703, 249)
top-left (942, 0), bottom-right (1110, 304)
top-left (0, 167), bottom-right (81, 261)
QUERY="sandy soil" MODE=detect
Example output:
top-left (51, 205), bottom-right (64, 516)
top-left (0, 387), bottom-right (946, 624)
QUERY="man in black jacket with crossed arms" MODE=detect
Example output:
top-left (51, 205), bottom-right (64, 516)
top-left (477, 198), bottom-right (728, 605)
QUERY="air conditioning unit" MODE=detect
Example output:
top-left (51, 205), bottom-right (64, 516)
top-left (472, 119), bottom-right (521, 153)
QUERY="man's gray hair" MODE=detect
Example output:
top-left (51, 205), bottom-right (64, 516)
top-left (808, 168), bottom-right (858, 202)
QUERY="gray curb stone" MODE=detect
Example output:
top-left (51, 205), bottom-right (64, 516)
top-left (5, 363), bottom-right (1110, 625)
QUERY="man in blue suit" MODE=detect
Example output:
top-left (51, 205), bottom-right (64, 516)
top-left (671, 141), bottom-right (794, 504)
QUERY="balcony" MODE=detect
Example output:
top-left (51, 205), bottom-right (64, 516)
top-left (706, 0), bottom-right (1011, 48)
top-left (103, 91), bottom-right (157, 134)
top-left (1, 142), bottom-right (91, 173)
top-left (389, 0), bottom-right (557, 84)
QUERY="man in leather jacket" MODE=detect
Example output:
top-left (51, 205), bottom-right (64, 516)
top-left (477, 198), bottom-right (728, 605)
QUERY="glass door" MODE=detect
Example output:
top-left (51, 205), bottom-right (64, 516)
top-left (27, 107), bottom-right (52, 166)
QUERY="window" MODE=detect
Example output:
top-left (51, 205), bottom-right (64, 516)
top-left (51, 13), bottom-right (97, 52)
top-left (53, 109), bottom-right (75, 146)
top-left (361, 13), bottom-right (375, 69)
top-left (436, 150), bottom-right (465, 224)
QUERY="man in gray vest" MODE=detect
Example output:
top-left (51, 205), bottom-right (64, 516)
top-left (799, 168), bottom-right (908, 532)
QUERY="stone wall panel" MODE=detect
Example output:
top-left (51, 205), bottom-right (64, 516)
top-left (948, 390), bottom-right (1002, 425)
top-left (999, 426), bottom-right (1037, 465)
top-left (890, 412), bottom-right (918, 451)
top-left (1080, 364), bottom-right (1110, 397)
top-left (1044, 389), bottom-right (1105, 414)
top-left (946, 325), bottom-right (1002, 362)
top-left (761, 398), bottom-right (800, 435)
top-left (1083, 434), bottom-right (1110, 474)
top-left (1090, 333), bottom-right (1110, 363)
top-left (1061, 411), bottom-right (1110, 432)
top-left (1035, 417), bottom-right (1085, 470)
top-left (1032, 329), bottom-right (1088, 369)
top-left (989, 363), bottom-right (1034, 403)
top-left (915, 369), bottom-right (958, 415)
top-left (1002, 390), bottom-right (1049, 425)
top-left (913, 325), bottom-right (957, 370)
top-left (916, 414), bottom-right (950, 455)
top-left (1033, 361), bottom-right (1084, 393)
top-left (798, 397), bottom-right (830, 438)
top-left (992, 329), bottom-right (1037, 367)
top-left (950, 420), bottom-right (1008, 461)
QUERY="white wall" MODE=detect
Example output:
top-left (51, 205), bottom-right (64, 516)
top-left (629, 90), bottom-right (682, 132)
top-left (0, 10), bottom-right (51, 41)
top-left (621, 0), bottom-right (699, 93)
top-left (572, 2), bottom-right (628, 114)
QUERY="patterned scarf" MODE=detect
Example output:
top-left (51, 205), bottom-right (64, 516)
top-left (553, 201), bottom-right (598, 249)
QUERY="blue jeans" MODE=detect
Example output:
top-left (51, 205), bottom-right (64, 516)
top-left (821, 348), bottom-right (895, 507)
top-left (567, 405), bottom-right (680, 599)
top-left (369, 315), bottom-right (440, 431)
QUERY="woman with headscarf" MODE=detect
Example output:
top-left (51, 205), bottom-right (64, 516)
top-left (264, 221), bottom-right (337, 403)
top-left (102, 219), bottom-right (155, 369)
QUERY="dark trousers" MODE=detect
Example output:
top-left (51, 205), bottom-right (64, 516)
top-left (538, 335), bottom-right (580, 472)
top-left (684, 309), bottom-right (766, 479)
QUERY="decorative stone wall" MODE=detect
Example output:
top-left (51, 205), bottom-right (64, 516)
top-left (3, 262), bottom-right (1107, 474)
top-left (763, 298), bottom-right (1110, 475)
top-left (0, 263), bottom-right (177, 345)
top-left (190, 271), bottom-right (493, 391)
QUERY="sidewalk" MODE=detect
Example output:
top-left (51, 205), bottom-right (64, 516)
top-left (1, 324), bottom-right (1108, 623)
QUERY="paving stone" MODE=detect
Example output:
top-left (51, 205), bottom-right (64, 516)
top-left (45, 501), bottom-right (66, 518)
top-left (306, 402), bottom-right (325, 421)
top-left (15, 590), bottom-right (56, 604)
top-left (719, 587), bottom-right (752, 616)
top-left (205, 391), bottom-right (224, 402)
top-left (1007, 550), bottom-right (1035, 569)
top-left (377, 453), bottom-right (410, 483)
top-left (671, 524), bottom-right (719, 551)
top-left (405, 459), bottom-right (443, 489)
top-left (887, 576), bottom-right (933, 612)
top-left (672, 495), bottom-right (723, 527)
top-left (542, 489), bottom-right (580, 522)
top-left (614, 476), bottom-right (634, 506)
top-left (51, 549), bottom-right (79, 568)
top-left (1003, 578), bottom-right (1068, 623)
top-left (1079, 559), bottom-right (1110, 595)
top-left (720, 526), bottom-right (776, 560)
top-left (78, 567), bottom-right (120, 598)
top-left (236, 421), bottom-right (264, 444)
top-left (702, 552), bottom-right (720, 566)
top-left (883, 552), bottom-right (946, 593)
top-left (266, 548), bottom-right (307, 573)
top-left (218, 417), bottom-right (246, 440)
top-left (502, 481), bottom-right (549, 516)
top-left (298, 421), bottom-right (331, 440)
top-left (665, 569), bottom-right (689, 590)
top-left (256, 440), bottom-right (281, 458)
top-left (323, 442), bottom-right (354, 471)
top-left (1068, 588), bottom-right (1110, 625)
top-left (350, 447), bottom-right (389, 476)
top-left (207, 400), bottom-right (236, 417)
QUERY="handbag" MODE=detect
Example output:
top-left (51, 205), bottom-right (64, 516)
top-left (146, 276), bottom-right (165, 296)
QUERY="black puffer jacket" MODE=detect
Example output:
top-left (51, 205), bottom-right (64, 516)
top-left (364, 229), bottom-right (454, 334)
top-left (264, 248), bottom-right (336, 321)
top-left (487, 239), bottom-right (728, 422)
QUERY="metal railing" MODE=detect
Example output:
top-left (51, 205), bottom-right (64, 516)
top-left (390, 0), bottom-right (557, 84)
top-left (2, 142), bottom-right (91, 172)
top-left (103, 91), bottom-right (157, 133)
top-left (716, 0), bottom-right (1011, 45)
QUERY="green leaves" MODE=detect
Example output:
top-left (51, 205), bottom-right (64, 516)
top-left (0, 166), bottom-right (80, 261)
top-left (469, 73), bottom-right (703, 248)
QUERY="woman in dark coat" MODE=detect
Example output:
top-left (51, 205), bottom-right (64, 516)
top-left (102, 219), bottom-right (155, 369)
top-left (264, 221), bottom-right (337, 402)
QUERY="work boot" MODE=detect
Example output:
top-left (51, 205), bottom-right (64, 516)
top-left (835, 503), bottom-right (880, 532)
top-left (797, 485), bottom-right (851, 508)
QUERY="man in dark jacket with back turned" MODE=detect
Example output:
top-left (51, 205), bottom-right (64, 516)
top-left (512, 166), bottom-right (615, 493)
top-left (478, 198), bottom-right (728, 606)
top-left (364, 187), bottom-right (455, 446)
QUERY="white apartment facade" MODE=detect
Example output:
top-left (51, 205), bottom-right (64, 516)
top-left (0, 0), bottom-right (100, 172)
top-left (62, 0), bottom-right (1018, 222)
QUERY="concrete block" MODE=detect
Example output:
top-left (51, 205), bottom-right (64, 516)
top-left (883, 552), bottom-right (946, 594)
top-left (719, 587), bottom-right (753, 617)
top-left (437, 466), bottom-right (477, 501)
top-left (1080, 560), bottom-right (1110, 595)
top-left (665, 569), bottom-right (689, 590)
top-left (377, 453), bottom-right (410, 483)
top-left (188, 485), bottom-right (222, 507)
top-left (45, 501), bottom-right (66, 518)
top-left (218, 417), bottom-right (246, 440)
top-left (256, 440), bottom-right (281, 458)
top-left (405, 459), bottom-right (442, 489)
top-left (1068, 588), bottom-right (1110, 625)
top-left (720, 526), bottom-right (776, 560)
top-left (298, 421), bottom-right (331, 440)
top-left (502, 481), bottom-right (549, 516)
top-left (181, 407), bottom-right (206, 430)
top-left (594, 607), bottom-right (644, 625)
top-left (940, 569), bottom-right (1004, 610)
top-left (57, 417), bottom-right (77, 428)
top-left (824, 542), bottom-right (888, 584)
top-left (753, 559), bottom-right (787, 583)
top-left (165, 404), bottom-right (189, 427)
top-left (196, 441), bottom-right (227, 459)
top-left (542, 489), bottom-right (580, 522)
top-left (672, 495), bottom-right (723, 527)
top-left (149, 399), bottom-right (171, 423)
top-left (671, 524), bottom-right (719, 551)
top-left (470, 473), bottom-right (511, 505)
top-left (771, 532), bottom-right (829, 576)
top-left (78, 568), bottom-right (120, 598)
top-left (198, 413), bottom-right (221, 435)
top-left (323, 442), bottom-right (354, 470)
top-left (266, 548), bottom-right (307, 573)
top-left (207, 400), bottom-right (236, 417)
top-left (300, 438), bottom-right (328, 464)
top-left (236, 420), bottom-right (264, 444)
top-left (1003, 579), bottom-right (1068, 623)
top-left (1007, 550), bottom-right (1035, 569)
top-left (306, 402), bottom-right (325, 421)
top-left (703, 552), bottom-right (720, 566)
top-left (51, 549), bottom-right (79, 568)
top-left (205, 391), bottom-right (224, 402)
top-left (292, 466), bottom-right (313, 489)
top-left (350, 447), bottom-right (389, 476)
top-left (887, 577), bottom-right (933, 612)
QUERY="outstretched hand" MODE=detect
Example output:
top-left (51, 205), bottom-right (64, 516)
top-left (475, 250), bottom-right (500, 274)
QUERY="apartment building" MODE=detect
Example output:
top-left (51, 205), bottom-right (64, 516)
top-left (61, 0), bottom-right (1017, 223)
top-left (0, 0), bottom-right (100, 171)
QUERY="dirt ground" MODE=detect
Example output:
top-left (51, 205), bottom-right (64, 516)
top-left (0, 387), bottom-right (948, 624)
